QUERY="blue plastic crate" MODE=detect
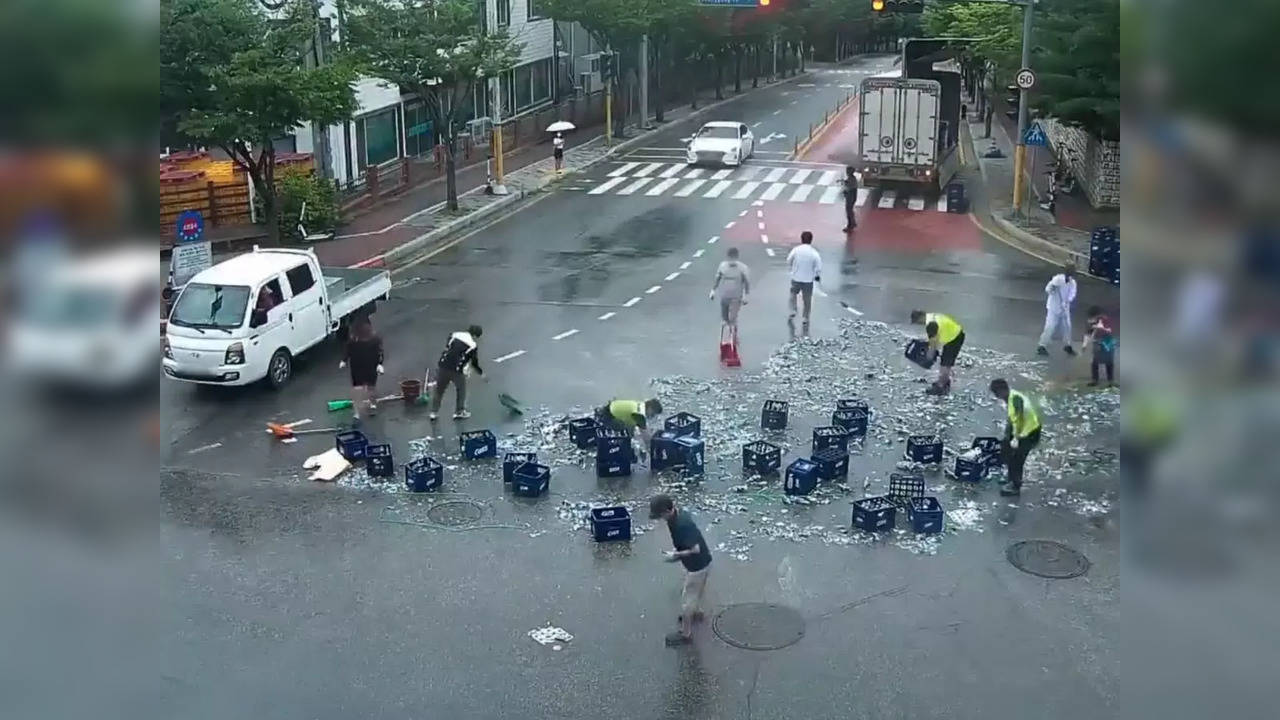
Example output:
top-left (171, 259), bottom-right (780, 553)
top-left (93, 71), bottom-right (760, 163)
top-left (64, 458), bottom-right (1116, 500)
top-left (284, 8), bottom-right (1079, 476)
top-left (503, 452), bottom-right (538, 483)
top-left (908, 496), bottom-right (944, 534)
top-left (595, 427), bottom-right (632, 463)
top-left (761, 400), bottom-right (788, 431)
top-left (589, 506), bottom-right (632, 542)
top-left (784, 458), bottom-right (820, 496)
top-left (460, 429), bottom-right (497, 460)
top-left (836, 398), bottom-right (870, 414)
top-left (972, 436), bottom-right (1004, 468)
top-left (832, 408), bottom-right (868, 437)
top-left (888, 472), bottom-right (926, 508)
top-left (568, 417), bottom-right (598, 449)
top-left (811, 447), bottom-right (849, 481)
top-left (404, 456), bottom-right (443, 492)
top-left (954, 456), bottom-right (987, 482)
top-left (595, 457), bottom-right (632, 478)
top-left (852, 496), bottom-right (897, 532)
top-left (742, 441), bottom-right (782, 475)
top-left (675, 436), bottom-right (705, 478)
top-left (664, 412), bottom-right (702, 439)
top-left (335, 430), bottom-right (369, 461)
top-left (905, 434), bottom-right (943, 464)
top-left (650, 430), bottom-right (682, 472)
top-left (812, 426), bottom-right (849, 455)
top-left (512, 462), bottom-right (550, 497)
top-left (365, 443), bottom-right (394, 478)
top-left (904, 339), bottom-right (935, 369)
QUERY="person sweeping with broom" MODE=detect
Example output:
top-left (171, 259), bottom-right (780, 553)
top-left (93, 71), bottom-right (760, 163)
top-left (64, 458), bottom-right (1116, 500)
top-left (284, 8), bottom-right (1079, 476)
top-left (339, 318), bottom-right (384, 422)
top-left (430, 325), bottom-right (485, 421)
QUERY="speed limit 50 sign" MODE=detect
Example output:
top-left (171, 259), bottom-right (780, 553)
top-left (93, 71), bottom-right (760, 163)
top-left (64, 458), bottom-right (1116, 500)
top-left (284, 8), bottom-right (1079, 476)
top-left (1015, 68), bottom-right (1036, 90)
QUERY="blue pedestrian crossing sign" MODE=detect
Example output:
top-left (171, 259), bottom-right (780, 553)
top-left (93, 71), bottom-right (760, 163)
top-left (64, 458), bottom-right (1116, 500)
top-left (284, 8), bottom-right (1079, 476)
top-left (1023, 123), bottom-right (1048, 147)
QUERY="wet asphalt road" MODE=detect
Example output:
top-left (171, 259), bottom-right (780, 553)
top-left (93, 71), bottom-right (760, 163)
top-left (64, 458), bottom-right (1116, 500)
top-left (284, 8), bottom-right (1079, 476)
top-left (161, 57), bottom-right (1120, 719)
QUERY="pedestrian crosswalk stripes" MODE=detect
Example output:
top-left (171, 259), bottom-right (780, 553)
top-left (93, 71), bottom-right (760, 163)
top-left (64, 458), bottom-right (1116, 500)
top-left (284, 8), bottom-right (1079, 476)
top-left (581, 161), bottom-right (953, 212)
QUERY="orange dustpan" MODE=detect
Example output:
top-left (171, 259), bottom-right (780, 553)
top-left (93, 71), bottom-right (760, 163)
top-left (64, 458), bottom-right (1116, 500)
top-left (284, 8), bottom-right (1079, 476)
top-left (267, 422), bottom-right (338, 439)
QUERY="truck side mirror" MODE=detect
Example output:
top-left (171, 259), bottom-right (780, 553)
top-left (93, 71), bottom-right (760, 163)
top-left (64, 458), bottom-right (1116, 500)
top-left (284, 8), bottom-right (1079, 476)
top-left (250, 309), bottom-right (268, 328)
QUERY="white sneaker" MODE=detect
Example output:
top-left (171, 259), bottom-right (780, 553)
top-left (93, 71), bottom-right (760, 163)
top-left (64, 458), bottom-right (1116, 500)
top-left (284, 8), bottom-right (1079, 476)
top-left (453, 410), bottom-right (472, 420)
top-left (429, 412), bottom-right (438, 421)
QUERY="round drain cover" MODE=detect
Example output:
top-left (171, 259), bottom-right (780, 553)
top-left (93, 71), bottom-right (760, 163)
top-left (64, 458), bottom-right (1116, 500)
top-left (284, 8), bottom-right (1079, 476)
top-left (1006, 540), bottom-right (1090, 579)
top-left (712, 603), bottom-right (805, 651)
top-left (425, 500), bottom-right (484, 527)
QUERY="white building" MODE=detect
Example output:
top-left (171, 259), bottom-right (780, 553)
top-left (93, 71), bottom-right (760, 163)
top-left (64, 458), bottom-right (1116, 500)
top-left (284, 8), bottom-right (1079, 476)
top-left (290, 0), bottom-right (561, 186)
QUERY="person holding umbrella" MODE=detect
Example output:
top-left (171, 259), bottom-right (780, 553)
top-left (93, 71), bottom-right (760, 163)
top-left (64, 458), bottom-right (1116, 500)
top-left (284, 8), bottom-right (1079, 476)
top-left (546, 120), bottom-right (575, 173)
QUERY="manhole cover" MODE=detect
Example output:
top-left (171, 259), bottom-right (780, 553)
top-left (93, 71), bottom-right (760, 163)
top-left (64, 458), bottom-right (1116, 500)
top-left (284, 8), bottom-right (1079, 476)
top-left (712, 603), bottom-right (805, 651)
top-left (425, 501), bottom-right (484, 527)
top-left (1006, 540), bottom-right (1091, 579)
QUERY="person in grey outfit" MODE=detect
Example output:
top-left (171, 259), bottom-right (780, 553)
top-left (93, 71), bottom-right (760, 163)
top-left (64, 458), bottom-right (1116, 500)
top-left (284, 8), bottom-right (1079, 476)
top-left (710, 247), bottom-right (750, 332)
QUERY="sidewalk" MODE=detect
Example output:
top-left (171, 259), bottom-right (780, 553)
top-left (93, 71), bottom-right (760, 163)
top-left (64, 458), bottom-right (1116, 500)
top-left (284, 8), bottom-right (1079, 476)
top-left (313, 71), bottom-right (814, 268)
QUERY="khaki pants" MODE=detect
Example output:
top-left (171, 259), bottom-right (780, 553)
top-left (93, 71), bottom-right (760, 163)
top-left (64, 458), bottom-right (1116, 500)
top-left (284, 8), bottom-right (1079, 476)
top-left (681, 566), bottom-right (710, 616)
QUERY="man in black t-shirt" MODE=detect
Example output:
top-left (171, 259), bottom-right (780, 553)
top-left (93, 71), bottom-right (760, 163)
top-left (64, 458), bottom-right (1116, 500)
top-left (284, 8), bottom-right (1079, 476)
top-left (430, 325), bottom-right (484, 420)
top-left (650, 494), bottom-right (712, 646)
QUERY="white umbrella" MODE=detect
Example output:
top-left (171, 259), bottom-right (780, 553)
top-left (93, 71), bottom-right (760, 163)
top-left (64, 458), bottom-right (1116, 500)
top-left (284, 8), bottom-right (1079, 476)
top-left (545, 121), bottom-right (576, 133)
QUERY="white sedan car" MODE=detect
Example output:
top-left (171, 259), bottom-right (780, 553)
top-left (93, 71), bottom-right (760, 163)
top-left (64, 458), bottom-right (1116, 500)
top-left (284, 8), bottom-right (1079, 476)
top-left (686, 121), bottom-right (755, 167)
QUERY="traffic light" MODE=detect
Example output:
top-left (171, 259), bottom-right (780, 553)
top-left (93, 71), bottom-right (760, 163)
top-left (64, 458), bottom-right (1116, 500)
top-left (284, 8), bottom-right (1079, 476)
top-left (760, 0), bottom-right (770, 5)
top-left (872, 0), bottom-right (924, 12)
top-left (601, 52), bottom-right (615, 82)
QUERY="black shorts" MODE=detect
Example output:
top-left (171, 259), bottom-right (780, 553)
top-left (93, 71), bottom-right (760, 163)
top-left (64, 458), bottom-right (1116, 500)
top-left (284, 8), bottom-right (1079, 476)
top-left (553, 148), bottom-right (564, 160)
top-left (350, 367), bottom-right (378, 388)
top-left (939, 332), bottom-right (965, 367)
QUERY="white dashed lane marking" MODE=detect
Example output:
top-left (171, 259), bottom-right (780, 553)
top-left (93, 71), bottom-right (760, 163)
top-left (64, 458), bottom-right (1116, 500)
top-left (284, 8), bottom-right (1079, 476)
top-left (646, 285), bottom-right (662, 294)
top-left (693, 249), bottom-right (705, 258)
top-left (552, 329), bottom-right (579, 341)
top-left (680, 261), bottom-right (692, 270)
top-left (665, 272), bottom-right (680, 281)
top-left (623, 297), bottom-right (641, 307)
top-left (707, 236), bottom-right (719, 244)
top-left (494, 350), bottom-right (527, 363)
top-left (598, 312), bottom-right (616, 321)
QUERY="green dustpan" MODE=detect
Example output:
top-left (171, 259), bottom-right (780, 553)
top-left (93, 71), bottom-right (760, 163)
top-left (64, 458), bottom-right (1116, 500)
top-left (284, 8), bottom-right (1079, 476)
top-left (498, 393), bottom-right (525, 415)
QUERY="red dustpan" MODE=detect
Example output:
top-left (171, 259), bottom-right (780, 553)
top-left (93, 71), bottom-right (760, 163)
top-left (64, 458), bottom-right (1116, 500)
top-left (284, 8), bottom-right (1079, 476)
top-left (719, 326), bottom-right (741, 367)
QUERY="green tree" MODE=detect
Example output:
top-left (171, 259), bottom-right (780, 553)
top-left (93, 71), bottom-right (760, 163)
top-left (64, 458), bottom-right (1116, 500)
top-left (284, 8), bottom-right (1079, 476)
top-left (345, 0), bottom-right (521, 210)
top-left (161, 0), bottom-right (358, 242)
top-left (1034, 0), bottom-right (1120, 140)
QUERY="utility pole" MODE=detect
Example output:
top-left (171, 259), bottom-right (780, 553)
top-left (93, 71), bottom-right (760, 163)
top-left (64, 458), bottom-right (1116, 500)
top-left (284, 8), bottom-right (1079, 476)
top-left (1011, 0), bottom-right (1035, 215)
top-left (771, 34), bottom-right (778, 80)
top-left (604, 48), bottom-right (614, 146)
top-left (639, 36), bottom-right (650, 130)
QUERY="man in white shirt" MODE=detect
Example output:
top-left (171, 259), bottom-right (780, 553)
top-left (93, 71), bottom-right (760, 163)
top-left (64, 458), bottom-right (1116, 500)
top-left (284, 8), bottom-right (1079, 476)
top-left (786, 230), bottom-right (822, 332)
top-left (1037, 263), bottom-right (1077, 356)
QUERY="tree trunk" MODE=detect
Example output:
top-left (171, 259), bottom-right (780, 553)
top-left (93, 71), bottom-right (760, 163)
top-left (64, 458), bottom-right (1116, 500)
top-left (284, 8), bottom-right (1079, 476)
top-left (734, 47), bottom-right (742, 94)
top-left (715, 54), bottom-right (724, 100)
top-left (751, 43), bottom-right (759, 89)
top-left (444, 132), bottom-right (458, 211)
top-left (690, 55), bottom-right (699, 110)
top-left (654, 40), bottom-right (665, 123)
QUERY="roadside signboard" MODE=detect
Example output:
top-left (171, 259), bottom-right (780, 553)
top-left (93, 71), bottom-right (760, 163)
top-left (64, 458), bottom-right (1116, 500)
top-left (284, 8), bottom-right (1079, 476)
top-left (171, 210), bottom-right (212, 288)
top-left (1015, 68), bottom-right (1036, 90)
top-left (1023, 123), bottom-right (1048, 147)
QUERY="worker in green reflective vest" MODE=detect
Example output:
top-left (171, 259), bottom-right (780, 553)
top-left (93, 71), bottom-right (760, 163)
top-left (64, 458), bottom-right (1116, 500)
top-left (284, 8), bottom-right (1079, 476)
top-left (989, 378), bottom-right (1042, 496)
top-left (595, 398), bottom-right (664, 461)
top-left (911, 310), bottom-right (966, 395)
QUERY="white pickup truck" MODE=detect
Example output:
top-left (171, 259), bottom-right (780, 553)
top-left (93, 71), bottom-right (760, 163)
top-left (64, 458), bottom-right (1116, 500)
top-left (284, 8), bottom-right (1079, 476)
top-left (163, 247), bottom-right (391, 389)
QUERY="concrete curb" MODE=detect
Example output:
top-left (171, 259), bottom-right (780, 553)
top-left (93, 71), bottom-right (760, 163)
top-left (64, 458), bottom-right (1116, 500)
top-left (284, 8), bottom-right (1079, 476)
top-left (350, 70), bottom-right (822, 269)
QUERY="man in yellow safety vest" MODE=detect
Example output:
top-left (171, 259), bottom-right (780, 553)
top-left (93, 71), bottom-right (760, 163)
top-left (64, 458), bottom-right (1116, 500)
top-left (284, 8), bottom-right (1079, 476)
top-left (910, 310), bottom-right (966, 395)
top-left (989, 378), bottom-right (1042, 496)
top-left (595, 398), bottom-right (664, 461)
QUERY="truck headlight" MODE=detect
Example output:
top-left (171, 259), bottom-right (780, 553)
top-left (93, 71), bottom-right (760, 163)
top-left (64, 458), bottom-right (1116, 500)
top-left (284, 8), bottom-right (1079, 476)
top-left (225, 342), bottom-right (245, 365)
top-left (163, 337), bottom-right (174, 360)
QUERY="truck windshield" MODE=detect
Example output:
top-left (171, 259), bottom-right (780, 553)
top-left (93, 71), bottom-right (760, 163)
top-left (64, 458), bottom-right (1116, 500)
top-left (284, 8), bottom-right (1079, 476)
top-left (170, 283), bottom-right (250, 330)
top-left (21, 284), bottom-right (118, 329)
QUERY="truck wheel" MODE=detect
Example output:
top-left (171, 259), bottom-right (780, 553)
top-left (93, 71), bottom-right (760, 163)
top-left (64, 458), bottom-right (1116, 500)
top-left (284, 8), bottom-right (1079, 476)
top-left (267, 349), bottom-right (292, 390)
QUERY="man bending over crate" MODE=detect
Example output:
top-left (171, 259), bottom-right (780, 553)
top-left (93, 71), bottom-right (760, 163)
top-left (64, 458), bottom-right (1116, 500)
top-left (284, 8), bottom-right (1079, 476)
top-left (595, 398), bottom-right (663, 461)
top-left (989, 378), bottom-right (1042, 496)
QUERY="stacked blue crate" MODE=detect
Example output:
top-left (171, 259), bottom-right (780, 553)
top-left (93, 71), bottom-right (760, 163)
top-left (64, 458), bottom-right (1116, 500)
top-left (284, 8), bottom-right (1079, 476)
top-left (650, 430), bottom-right (682, 472)
top-left (1088, 225), bottom-right (1120, 285)
top-left (946, 182), bottom-right (968, 213)
top-left (972, 436), bottom-right (1003, 468)
top-left (742, 441), bottom-right (782, 475)
top-left (595, 427), bottom-right (632, 478)
top-left (888, 472), bottom-right (926, 509)
top-left (811, 447), bottom-right (849, 482)
top-left (907, 497), bottom-right (944, 534)
top-left (761, 400), bottom-right (788, 431)
top-left (404, 457), bottom-right (443, 492)
top-left (905, 434), bottom-right (943, 464)
top-left (812, 426), bottom-right (849, 455)
top-left (664, 412), bottom-right (702, 439)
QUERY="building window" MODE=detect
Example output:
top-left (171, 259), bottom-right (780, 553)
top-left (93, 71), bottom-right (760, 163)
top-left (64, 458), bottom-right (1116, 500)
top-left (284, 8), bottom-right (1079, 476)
top-left (357, 106), bottom-right (400, 169)
top-left (496, 0), bottom-right (510, 28)
top-left (403, 100), bottom-right (435, 157)
top-left (528, 0), bottom-right (545, 19)
top-left (503, 58), bottom-right (553, 115)
top-left (531, 59), bottom-right (551, 106)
